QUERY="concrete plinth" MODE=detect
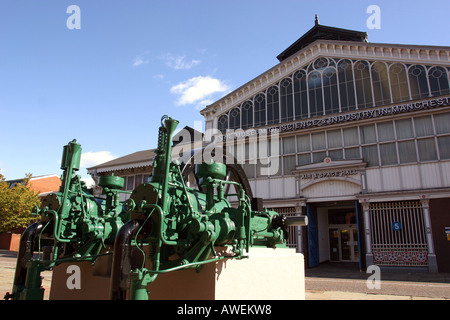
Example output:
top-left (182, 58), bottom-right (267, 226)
top-left (49, 247), bottom-right (305, 300)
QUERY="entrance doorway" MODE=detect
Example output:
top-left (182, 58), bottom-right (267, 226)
top-left (328, 208), bottom-right (359, 262)
top-left (329, 226), bottom-right (359, 262)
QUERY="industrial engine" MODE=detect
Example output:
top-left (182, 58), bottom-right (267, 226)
top-left (6, 115), bottom-right (307, 300)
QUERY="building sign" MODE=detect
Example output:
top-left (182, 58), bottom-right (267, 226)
top-left (220, 96), bottom-right (450, 141)
top-left (301, 169), bottom-right (357, 179)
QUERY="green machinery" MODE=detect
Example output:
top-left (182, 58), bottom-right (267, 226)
top-left (6, 115), bottom-right (307, 300)
top-left (109, 116), bottom-right (307, 300)
top-left (6, 139), bottom-right (130, 300)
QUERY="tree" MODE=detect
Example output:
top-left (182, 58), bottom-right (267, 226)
top-left (0, 172), bottom-right (41, 233)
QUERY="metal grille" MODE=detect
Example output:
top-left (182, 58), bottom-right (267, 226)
top-left (271, 207), bottom-right (298, 249)
top-left (370, 201), bottom-right (428, 267)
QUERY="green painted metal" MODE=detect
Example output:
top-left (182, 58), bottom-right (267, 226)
top-left (8, 139), bottom-right (131, 300)
top-left (8, 115), bottom-right (307, 301)
top-left (122, 115), bottom-right (306, 300)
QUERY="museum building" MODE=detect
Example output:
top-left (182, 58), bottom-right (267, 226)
top-left (200, 19), bottom-right (450, 272)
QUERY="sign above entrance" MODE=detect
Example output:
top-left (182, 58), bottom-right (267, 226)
top-left (300, 169), bottom-right (357, 179)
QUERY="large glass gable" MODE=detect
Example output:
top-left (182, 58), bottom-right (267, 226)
top-left (218, 57), bottom-right (450, 132)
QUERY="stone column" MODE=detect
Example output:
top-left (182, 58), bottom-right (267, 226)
top-left (421, 199), bottom-right (438, 272)
top-left (362, 201), bottom-right (374, 268)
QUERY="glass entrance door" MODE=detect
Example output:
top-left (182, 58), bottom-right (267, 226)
top-left (329, 226), bottom-right (359, 262)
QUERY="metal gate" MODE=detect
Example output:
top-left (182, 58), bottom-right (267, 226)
top-left (370, 201), bottom-right (428, 267)
top-left (271, 207), bottom-right (298, 249)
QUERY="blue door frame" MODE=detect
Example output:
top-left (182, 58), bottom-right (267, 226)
top-left (307, 205), bottom-right (319, 267)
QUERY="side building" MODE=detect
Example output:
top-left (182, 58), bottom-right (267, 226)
top-left (200, 20), bottom-right (450, 272)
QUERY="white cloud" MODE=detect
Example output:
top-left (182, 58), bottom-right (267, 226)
top-left (170, 76), bottom-right (230, 107)
top-left (80, 151), bottom-right (117, 168)
top-left (133, 56), bottom-right (149, 67)
top-left (160, 53), bottom-right (200, 70)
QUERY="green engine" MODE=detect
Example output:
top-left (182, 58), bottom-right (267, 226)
top-left (7, 115), bottom-right (307, 301)
top-left (110, 116), bottom-right (307, 300)
top-left (7, 139), bottom-right (130, 300)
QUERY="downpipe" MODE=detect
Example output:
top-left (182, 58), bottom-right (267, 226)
top-left (109, 219), bottom-right (142, 300)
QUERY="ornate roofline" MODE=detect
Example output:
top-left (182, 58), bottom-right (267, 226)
top-left (200, 40), bottom-right (450, 120)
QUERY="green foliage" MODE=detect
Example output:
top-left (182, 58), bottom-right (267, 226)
top-left (0, 172), bottom-right (41, 233)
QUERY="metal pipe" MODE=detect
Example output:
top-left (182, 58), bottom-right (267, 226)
top-left (6, 221), bottom-right (43, 300)
top-left (284, 215), bottom-right (308, 227)
top-left (109, 219), bottom-right (142, 300)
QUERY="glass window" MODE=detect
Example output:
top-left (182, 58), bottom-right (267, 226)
top-left (379, 143), bottom-right (398, 165)
top-left (408, 65), bottom-right (430, 100)
top-left (343, 127), bottom-right (359, 146)
top-left (243, 163), bottom-right (255, 179)
top-left (293, 70), bottom-right (308, 119)
top-left (354, 61), bottom-right (373, 109)
top-left (389, 63), bottom-right (410, 103)
top-left (135, 175), bottom-right (143, 188)
top-left (362, 145), bottom-right (379, 166)
top-left (298, 153), bottom-right (311, 166)
top-left (218, 114), bottom-right (228, 133)
top-left (282, 136), bottom-right (296, 154)
top-left (377, 121), bottom-right (395, 142)
top-left (329, 149), bottom-right (344, 160)
top-left (398, 141), bottom-right (417, 163)
top-left (327, 129), bottom-right (342, 148)
top-left (283, 155), bottom-right (297, 175)
top-left (241, 101), bottom-right (253, 129)
top-left (395, 118), bottom-right (414, 139)
top-left (308, 71), bottom-right (324, 117)
top-left (280, 78), bottom-right (294, 122)
top-left (312, 132), bottom-right (326, 150)
top-left (438, 136), bottom-right (450, 160)
top-left (254, 93), bottom-right (266, 127)
top-left (267, 86), bottom-right (279, 125)
top-left (372, 62), bottom-right (391, 106)
top-left (126, 176), bottom-right (135, 191)
top-left (360, 124), bottom-right (377, 144)
top-left (417, 138), bottom-right (437, 161)
top-left (414, 116), bottom-right (434, 137)
top-left (434, 113), bottom-right (450, 134)
top-left (229, 107), bottom-right (240, 130)
top-left (313, 151), bottom-right (327, 163)
top-left (345, 147), bottom-right (360, 159)
top-left (338, 59), bottom-right (356, 112)
top-left (322, 67), bottom-right (339, 114)
top-left (297, 134), bottom-right (311, 152)
top-left (428, 66), bottom-right (450, 97)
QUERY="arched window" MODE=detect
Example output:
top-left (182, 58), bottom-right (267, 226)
top-left (408, 65), bottom-right (430, 100)
top-left (428, 66), bottom-right (450, 97)
top-left (266, 86), bottom-right (279, 125)
top-left (229, 107), bottom-right (241, 130)
top-left (354, 60), bottom-right (373, 109)
top-left (389, 63), bottom-right (410, 103)
top-left (218, 114), bottom-right (228, 133)
top-left (293, 70), bottom-right (308, 119)
top-left (308, 71), bottom-right (323, 117)
top-left (280, 78), bottom-right (294, 122)
top-left (254, 93), bottom-right (266, 127)
top-left (241, 101), bottom-right (253, 129)
top-left (322, 67), bottom-right (339, 114)
top-left (372, 62), bottom-right (391, 106)
top-left (337, 59), bottom-right (356, 112)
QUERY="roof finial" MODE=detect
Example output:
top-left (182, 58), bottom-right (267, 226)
top-left (315, 14), bottom-right (320, 26)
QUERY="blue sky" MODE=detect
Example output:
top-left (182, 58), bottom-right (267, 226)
top-left (1, 0), bottom-right (449, 181)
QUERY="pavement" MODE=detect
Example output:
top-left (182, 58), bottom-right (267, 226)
top-left (1, 249), bottom-right (449, 300)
